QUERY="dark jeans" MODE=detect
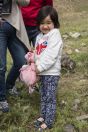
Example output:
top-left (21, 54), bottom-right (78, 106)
top-left (0, 22), bottom-right (27, 101)
top-left (26, 26), bottom-right (40, 46)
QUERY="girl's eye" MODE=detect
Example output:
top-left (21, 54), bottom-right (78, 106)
top-left (41, 21), bottom-right (52, 25)
top-left (47, 22), bottom-right (52, 24)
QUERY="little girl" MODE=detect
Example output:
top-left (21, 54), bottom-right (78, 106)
top-left (34, 6), bottom-right (63, 131)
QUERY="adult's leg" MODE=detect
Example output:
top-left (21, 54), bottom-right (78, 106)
top-left (26, 26), bottom-right (40, 46)
top-left (0, 22), bottom-right (11, 101)
top-left (6, 36), bottom-right (28, 90)
top-left (0, 28), bottom-right (7, 101)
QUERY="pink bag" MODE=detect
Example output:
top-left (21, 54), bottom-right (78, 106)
top-left (19, 52), bottom-right (37, 93)
top-left (20, 63), bottom-right (37, 85)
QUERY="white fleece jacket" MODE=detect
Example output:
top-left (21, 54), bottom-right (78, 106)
top-left (35, 28), bottom-right (63, 76)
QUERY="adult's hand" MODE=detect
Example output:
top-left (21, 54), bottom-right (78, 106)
top-left (16, 0), bottom-right (30, 6)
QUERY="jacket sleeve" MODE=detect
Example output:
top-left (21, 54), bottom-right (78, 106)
top-left (16, 0), bottom-right (30, 6)
top-left (36, 30), bottom-right (63, 72)
top-left (44, 0), bottom-right (53, 6)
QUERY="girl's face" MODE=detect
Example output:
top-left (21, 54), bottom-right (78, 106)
top-left (39, 15), bottom-right (54, 34)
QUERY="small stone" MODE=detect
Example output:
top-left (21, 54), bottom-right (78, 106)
top-left (74, 99), bottom-right (80, 105)
top-left (72, 104), bottom-right (78, 111)
top-left (62, 34), bottom-right (69, 40)
top-left (69, 32), bottom-right (81, 38)
top-left (64, 124), bottom-right (75, 132)
top-left (67, 50), bottom-right (73, 55)
top-left (81, 43), bottom-right (86, 46)
top-left (76, 114), bottom-right (88, 121)
top-left (75, 49), bottom-right (80, 53)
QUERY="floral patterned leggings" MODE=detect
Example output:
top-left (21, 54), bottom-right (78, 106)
top-left (40, 75), bottom-right (59, 128)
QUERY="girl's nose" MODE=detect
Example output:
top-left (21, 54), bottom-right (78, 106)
top-left (43, 24), bottom-right (48, 28)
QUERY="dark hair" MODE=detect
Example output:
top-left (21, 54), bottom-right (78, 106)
top-left (37, 6), bottom-right (60, 28)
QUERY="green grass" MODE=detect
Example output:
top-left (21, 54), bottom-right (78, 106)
top-left (0, 0), bottom-right (88, 131)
